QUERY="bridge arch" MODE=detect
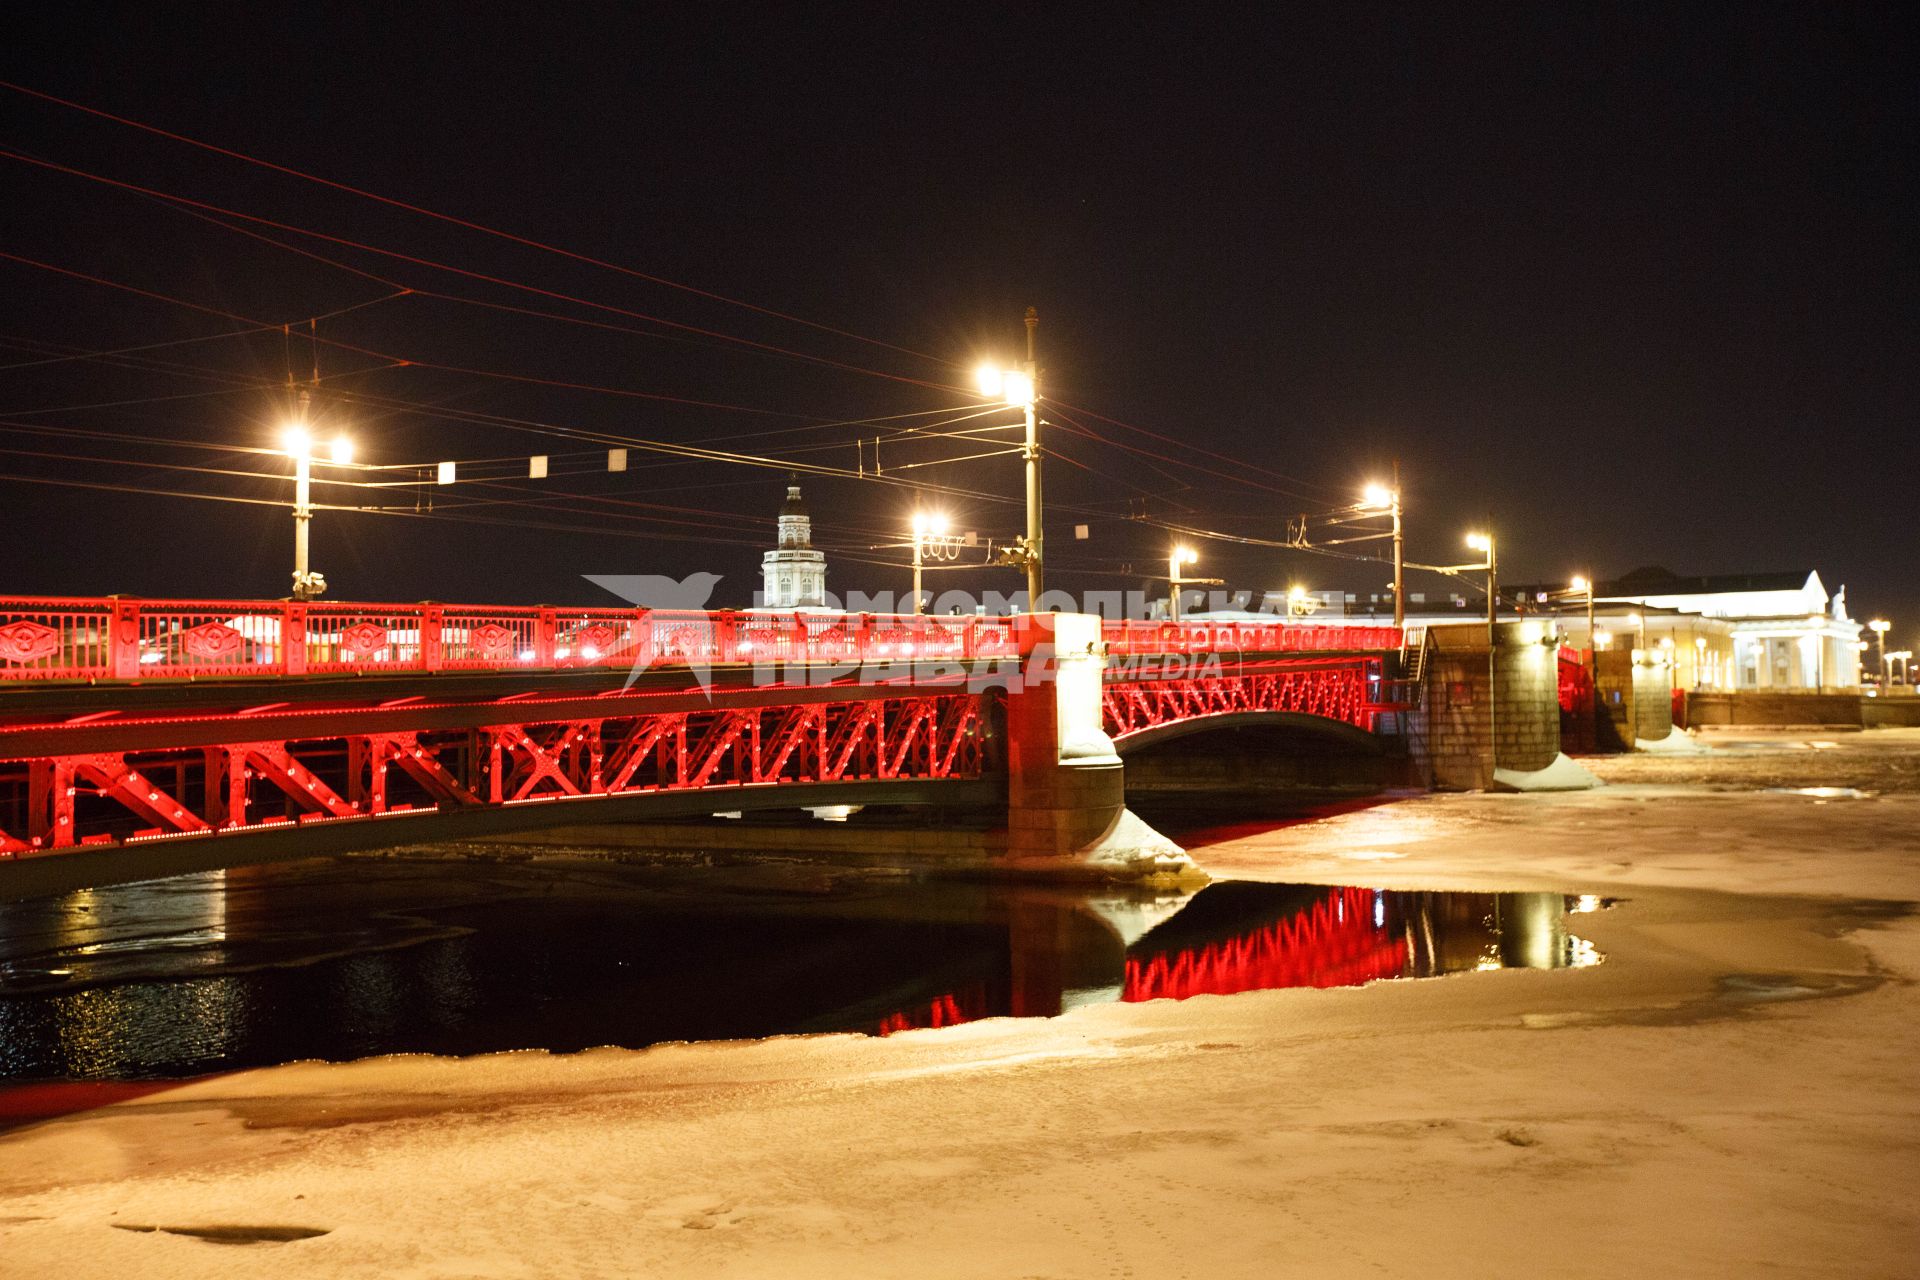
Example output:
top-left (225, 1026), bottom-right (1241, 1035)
top-left (1112, 709), bottom-right (1388, 757)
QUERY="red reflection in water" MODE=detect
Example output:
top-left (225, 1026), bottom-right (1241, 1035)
top-left (0, 1079), bottom-right (202, 1133)
top-left (1167, 795), bottom-right (1402, 851)
top-left (1124, 887), bottom-right (1404, 1002)
top-left (875, 984), bottom-right (990, 1036)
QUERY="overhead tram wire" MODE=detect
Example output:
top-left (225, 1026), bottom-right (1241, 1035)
top-left (0, 321), bottom-right (1000, 461)
top-left (4, 157), bottom-right (1367, 522)
top-left (0, 79), bottom-right (958, 373)
top-left (0, 249), bottom-right (847, 428)
top-left (1042, 402), bottom-right (1333, 504)
top-left (148, 194), bottom-right (950, 390)
top-left (1048, 396), bottom-right (1351, 502)
top-left (2, 126), bottom-right (1371, 516)
top-left (3, 261), bottom-right (1324, 543)
top-left (0, 148), bottom-right (970, 396)
top-left (0, 322), bottom-right (292, 371)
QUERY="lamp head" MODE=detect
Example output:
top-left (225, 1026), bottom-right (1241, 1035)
top-left (973, 364), bottom-right (1003, 398)
top-left (1465, 532), bottom-right (1490, 553)
top-left (1000, 370), bottom-right (1034, 407)
top-left (329, 435), bottom-right (354, 465)
top-left (1570, 575), bottom-right (1589, 593)
top-left (282, 424), bottom-right (311, 459)
top-left (1361, 482), bottom-right (1393, 510)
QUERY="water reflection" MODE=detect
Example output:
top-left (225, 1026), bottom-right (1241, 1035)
top-left (0, 858), bottom-right (1601, 1081)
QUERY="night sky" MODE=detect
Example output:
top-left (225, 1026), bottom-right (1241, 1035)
top-left (2, 8), bottom-right (1913, 638)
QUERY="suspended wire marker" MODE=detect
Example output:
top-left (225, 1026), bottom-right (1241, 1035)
top-left (608, 448), bottom-right (628, 472)
top-left (529, 455), bottom-right (548, 479)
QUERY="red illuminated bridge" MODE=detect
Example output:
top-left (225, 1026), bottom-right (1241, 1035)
top-left (0, 595), bottom-right (1410, 897)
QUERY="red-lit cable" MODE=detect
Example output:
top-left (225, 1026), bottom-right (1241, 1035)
top-left (0, 78), bottom-right (957, 371)
top-left (0, 148), bottom-right (967, 395)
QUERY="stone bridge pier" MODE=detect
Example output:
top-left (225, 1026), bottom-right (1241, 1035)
top-left (1405, 620), bottom-right (1600, 792)
top-left (999, 613), bottom-right (1201, 884)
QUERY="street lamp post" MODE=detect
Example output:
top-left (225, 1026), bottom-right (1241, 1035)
top-left (1361, 477), bottom-right (1403, 628)
top-left (1570, 573), bottom-right (1596, 658)
top-left (283, 420), bottom-right (352, 601)
top-left (1465, 530), bottom-right (1498, 778)
top-left (1168, 547), bottom-right (1194, 620)
top-left (1869, 618), bottom-right (1892, 685)
top-left (976, 308), bottom-right (1042, 610)
top-left (1465, 532), bottom-right (1497, 627)
top-left (1164, 546), bottom-right (1221, 621)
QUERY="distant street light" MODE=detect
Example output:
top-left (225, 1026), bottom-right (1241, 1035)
top-left (1168, 546), bottom-right (1199, 621)
top-left (974, 307), bottom-right (1042, 609)
top-left (282, 419), bottom-right (353, 601)
top-left (909, 510), bottom-right (951, 616)
top-left (1869, 618), bottom-right (1892, 685)
top-left (1465, 532), bottom-right (1496, 628)
top-left (1570, 573), bottom-right (1596, 659)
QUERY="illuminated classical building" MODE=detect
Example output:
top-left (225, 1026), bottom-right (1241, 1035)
top-left (760, 480), bottom-right (827, 608)
top-left (1595, 568), bottom-right (1862, 691)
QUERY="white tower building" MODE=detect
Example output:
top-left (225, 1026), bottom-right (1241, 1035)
top-left (760, 480), bottom-right (827, 608)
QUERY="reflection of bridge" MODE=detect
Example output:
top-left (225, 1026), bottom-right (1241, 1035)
top-left (874, 883), bottom-right (1588, 1034)
top-left (0, 595), bottom-right (1408, 897)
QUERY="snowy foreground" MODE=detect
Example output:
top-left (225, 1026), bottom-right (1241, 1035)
top-left (3, 731), bottom-right (1918, 1279)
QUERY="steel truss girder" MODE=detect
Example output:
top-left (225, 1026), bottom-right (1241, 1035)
top-left (0, 694), bottom-right (985, 859)
top-left (1103, 662), bottom-right (1378, 739)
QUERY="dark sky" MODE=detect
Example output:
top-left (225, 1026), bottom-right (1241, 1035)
top-left (1, 7), bottom-right (1913, 637)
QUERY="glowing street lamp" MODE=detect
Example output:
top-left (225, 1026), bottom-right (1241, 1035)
top-left (974, 307), bottom-right (1042, 609)
top-left (1869, 618), bottom-right (1892, 685)
top-left (282, 420), bottom-right (354, 601)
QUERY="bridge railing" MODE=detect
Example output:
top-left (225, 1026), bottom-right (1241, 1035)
top-left (1101, 619), bottom-right (1402, 655)
top-left (0, 596), bottom-right (1399, 683)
